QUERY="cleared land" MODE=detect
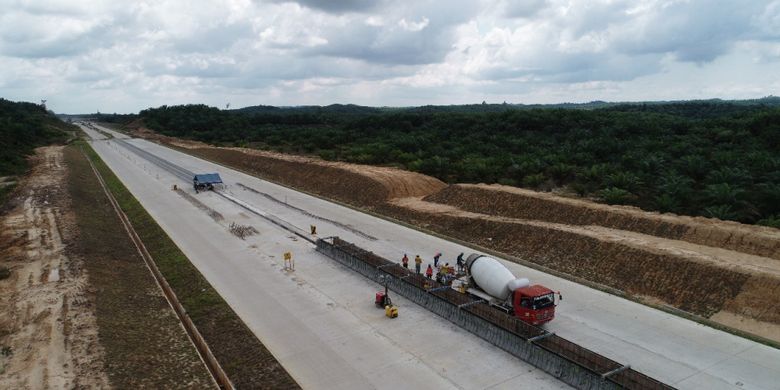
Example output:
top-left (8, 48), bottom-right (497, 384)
top-left (137, 129), bottom-right (780, 344)
top-left (0, 146), bottom-right (109, 388)
top-left (0, 145), bottom-right (212, 388)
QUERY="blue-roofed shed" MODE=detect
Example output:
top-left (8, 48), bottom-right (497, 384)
top-left (194, 173), bottom-right (223, 184)
top-left (193, 173), bottom-right (223, 192)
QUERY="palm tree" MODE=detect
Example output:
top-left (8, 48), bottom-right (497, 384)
top-left (599, 187), bottom-right (633, 205)
top-left (606, 172), bottom-right (643, 193)
top-left (703, 205), bottom-right (737, 221)
top-left (655, 194), bottom-right (681, 213)
top-left (757, 215), bottom-right (780, 229)
top-left (704, 183), bottom-right (744, 205)
top-left (679, 155), bottom-right (708, 180)
top-left (705, 167), bottom-right (751, 186)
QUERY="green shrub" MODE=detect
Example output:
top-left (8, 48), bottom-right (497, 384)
top-left (600, 187), bottom-right (633, 205)
top-left (522, 173), bottom-right (546, 188)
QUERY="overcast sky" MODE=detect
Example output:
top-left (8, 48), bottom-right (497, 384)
top-left (2, 0), bottom-right (780, 113)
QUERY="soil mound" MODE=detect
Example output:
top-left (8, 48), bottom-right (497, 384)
top-left (426, 184), bottom-right (780, 260)
top-left (186, 147), bottom-right (445, 207)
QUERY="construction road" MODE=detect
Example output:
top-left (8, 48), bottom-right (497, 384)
top-left (80, 123), bottom-right (780, 390)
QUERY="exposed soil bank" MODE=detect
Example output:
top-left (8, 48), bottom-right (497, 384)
top-left (426, 184), bottom-right (780, 260)
top-left (190, 147), bottom-right (446, 207)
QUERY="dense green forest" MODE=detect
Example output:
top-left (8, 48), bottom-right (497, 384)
top-left (137, 99), bottom-right (780, 227)
top-left (0, 98), bottom-right (70, 202)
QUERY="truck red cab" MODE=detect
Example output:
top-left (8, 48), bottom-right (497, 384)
top-left (513, 285), bottom-right (556, 325)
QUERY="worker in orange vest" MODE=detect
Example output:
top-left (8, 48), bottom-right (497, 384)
top-left (401, 254), bottom-right (409, 269)
top-left (425, 264), bottom-right (433, 279)
top-left (414, 255), bottom-right (422, 274)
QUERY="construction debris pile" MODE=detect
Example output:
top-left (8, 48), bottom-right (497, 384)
top-left (229, 223), bottom-right (258, 240)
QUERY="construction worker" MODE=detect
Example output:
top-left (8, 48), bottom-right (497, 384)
top-left (456, 253), bottom-right (464, 273)
top-left (425, 264), bottom-right (433, 279)
top-left (414, 255), bottom-right (422, 274)
top-left (441, 263), bottom-right (451, 285)
top-left (433, 252), bottom-right (442, 267)
top-left (401, 254), bottom-right (409, 269)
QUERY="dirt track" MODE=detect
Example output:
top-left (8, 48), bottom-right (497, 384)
top-left (0, 146), bottom-right (110, 389)
top-left (137, 129), bottom-right (780, 343)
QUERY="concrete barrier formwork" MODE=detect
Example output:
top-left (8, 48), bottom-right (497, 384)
top-left (316, 238), bottom-right (633, 390)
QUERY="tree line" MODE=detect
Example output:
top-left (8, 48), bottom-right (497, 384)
top-left (0, 98), bottom-right (69, 176)
top-left (136, 100), bottom-right (780, 227)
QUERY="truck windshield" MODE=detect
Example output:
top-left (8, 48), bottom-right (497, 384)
top-left (533, 293), bottom-right (555, 309)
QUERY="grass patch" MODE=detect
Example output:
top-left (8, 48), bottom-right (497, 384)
top-left (65, 144), bottom-right (212, 388)
top-left (79, 141), bottom-right (299, 389)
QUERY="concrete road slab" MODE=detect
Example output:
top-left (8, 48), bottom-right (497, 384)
top-left (84, 127), bottom-right (567, 389)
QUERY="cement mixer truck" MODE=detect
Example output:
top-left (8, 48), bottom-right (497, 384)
top-left (463, 254), bottom-right (557, 325)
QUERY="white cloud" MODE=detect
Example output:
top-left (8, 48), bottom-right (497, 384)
top-left (398, 17), bottom-right (429, 32)
top-left (0, 0), bottom-right (778, 113)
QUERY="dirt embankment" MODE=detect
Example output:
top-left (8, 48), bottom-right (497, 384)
top-left (427, 184), bottom-right (780, 260)
top-left (134, 130), bottom-right (779, 343)
top-left (129, 124), bottom-right (446, 205)
top-left (187, 147), bottom-right (446, 207)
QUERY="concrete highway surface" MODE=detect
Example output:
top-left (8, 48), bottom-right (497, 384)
top-left (81, 123), bottom-right (780, 390)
